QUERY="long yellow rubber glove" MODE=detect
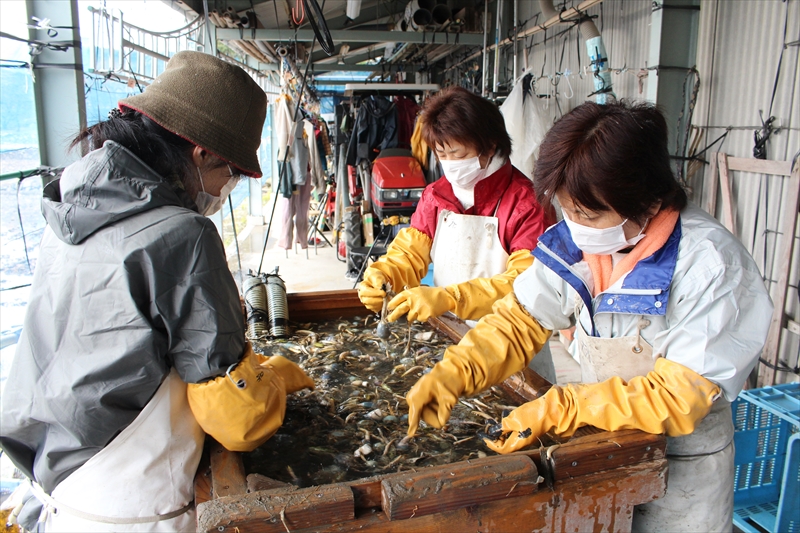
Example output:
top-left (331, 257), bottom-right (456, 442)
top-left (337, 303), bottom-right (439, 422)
top-left (410, 118), bottom-right (428, 170)
top-left (357, 227), bottom-right (432, 313)
top-left (406, 292), bottom-right (551, 436)
top-left (387, 249), bottom-right (533, 322)
top-left (187, 344), bottom-right (314, 452)
top-left (484, 357), bottom-right (720, 454)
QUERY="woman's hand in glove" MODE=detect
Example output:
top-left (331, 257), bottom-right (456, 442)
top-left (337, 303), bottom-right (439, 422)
top-left (262, 355), bottom-right (315, 393)
top-left (357, 269), bottom-right (387, 313)
top-left (387, 286), bottom-right (456, 323)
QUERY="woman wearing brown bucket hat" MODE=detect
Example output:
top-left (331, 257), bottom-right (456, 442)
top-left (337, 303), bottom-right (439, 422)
top-left (0, 51), bottom-right (314, 532)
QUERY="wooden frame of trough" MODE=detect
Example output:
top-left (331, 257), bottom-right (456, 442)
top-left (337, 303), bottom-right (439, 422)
top-left (195, 289), bottom-right (668, 532)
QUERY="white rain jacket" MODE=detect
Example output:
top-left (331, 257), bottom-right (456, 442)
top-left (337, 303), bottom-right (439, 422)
top-left (0, 141), bottom-right (244, 529)
top-left (516, 204), bottom-right (772, 402)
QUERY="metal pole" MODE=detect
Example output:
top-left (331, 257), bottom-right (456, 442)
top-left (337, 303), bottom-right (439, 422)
top-left (481, 0), bottom-right (488, 96)
top-left (493, 0), bottom-right (502, 94)
top-left (512, 0), bottom-right (518, 83)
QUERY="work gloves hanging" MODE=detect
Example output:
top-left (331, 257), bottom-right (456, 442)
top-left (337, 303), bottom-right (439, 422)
top-left (187, 343), bottom-right (314, 452)
top-left (484, 357), bottom-right (720, 454)
top-left (406, 292), bottom-right (551, 436)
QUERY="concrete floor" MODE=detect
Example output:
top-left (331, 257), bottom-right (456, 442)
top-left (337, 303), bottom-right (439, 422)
top-left (227, 220), bottom-right (583, 385)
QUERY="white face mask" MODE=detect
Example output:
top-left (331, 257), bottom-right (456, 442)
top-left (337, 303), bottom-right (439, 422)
top-left (563, 214), bottom-right (647, 255)
top-left (439, 156), bottom-right (487, 189)
top-left (195, 165), bottom-right (240, 216)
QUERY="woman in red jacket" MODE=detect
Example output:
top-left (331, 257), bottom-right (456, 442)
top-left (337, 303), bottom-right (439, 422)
top-left (358, 86), bottom-right (555, 380)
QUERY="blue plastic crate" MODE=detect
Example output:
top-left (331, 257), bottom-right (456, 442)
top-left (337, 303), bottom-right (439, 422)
top-left (732, 383), bottom-right (800, 533)
top-left (741, 383), bottom-right (800, 426)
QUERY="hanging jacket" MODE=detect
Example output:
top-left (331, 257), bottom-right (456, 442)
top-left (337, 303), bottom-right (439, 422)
top-left (394, 95), bottom-right (420, 150)
top-left (411, 161), bottom-right (553, 254)
top-left (0, 141), bottom-right (244, 494)
top-left (517, 204), bottom-right (772, 402)
top-left (346, 95), bottom-right (398, 166)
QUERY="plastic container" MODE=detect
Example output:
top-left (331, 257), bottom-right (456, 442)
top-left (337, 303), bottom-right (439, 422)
top-left (731, 383), bottom-right (800, 533)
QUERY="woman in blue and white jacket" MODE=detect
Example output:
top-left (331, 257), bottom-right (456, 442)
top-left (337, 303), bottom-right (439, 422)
top-left (405, 101), bottom-right (773, 532)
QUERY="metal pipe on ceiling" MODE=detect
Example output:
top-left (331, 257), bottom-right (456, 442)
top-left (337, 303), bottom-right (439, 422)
top-left (493, 0), bottom-right (502, 94)
top-left (217, 28), bottom-right (485, 45)
top-left (444, 0), bottom-right (604, 73)
top-left (481, 0), bottom-right (488, 95)
top-left (512, 0), bottom-right (518, 82)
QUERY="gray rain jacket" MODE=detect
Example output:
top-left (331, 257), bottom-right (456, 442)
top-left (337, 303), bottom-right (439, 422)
top-left (0, 141), bottom-right (244, 500)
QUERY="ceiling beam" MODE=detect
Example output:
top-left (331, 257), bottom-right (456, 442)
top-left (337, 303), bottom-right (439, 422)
top-left (258, 62), bottom-right (425, 72)
top-left (216, 28), bottom-right (486, 45)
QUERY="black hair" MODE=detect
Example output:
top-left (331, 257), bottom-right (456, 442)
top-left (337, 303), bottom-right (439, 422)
top-left (534, 100), bottom-right (687, 224)
top-left (70, 110), bottom-right (197, 183)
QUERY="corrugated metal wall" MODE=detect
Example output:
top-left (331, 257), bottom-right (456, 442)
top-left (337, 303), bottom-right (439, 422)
top-left (693, 0), bottom-right (799, 381)
top-left (479, 0), bottom-right (799, 381)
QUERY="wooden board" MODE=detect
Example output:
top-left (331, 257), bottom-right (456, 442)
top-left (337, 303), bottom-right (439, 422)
top-left (198, 458), bottom-right (667, 533)
top-left (198, 483), bottom-right (355, 533)
top-left (381, 454), bottom-right (540, 520)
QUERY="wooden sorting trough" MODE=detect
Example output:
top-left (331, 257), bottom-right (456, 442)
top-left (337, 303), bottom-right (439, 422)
top-left (194, 289), bottom-right (667, 533)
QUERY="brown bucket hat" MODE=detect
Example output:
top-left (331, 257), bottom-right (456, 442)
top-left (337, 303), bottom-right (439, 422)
top-left (119, 51), bottom-right (267, 177)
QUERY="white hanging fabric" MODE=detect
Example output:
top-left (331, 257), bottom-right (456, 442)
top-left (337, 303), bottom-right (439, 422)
top-left (500, 79), bottom-right (550, 180)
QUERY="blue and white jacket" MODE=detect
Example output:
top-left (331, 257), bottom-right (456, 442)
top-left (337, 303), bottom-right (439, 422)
top-left (514, 204), bottom-right (772, 401)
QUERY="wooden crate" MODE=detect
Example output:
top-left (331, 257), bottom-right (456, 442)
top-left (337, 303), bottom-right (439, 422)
top-left (195, 290), bottom-right (667, 532)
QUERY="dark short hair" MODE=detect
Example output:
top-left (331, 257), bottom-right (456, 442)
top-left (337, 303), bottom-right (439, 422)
top-left (533, 101), bottom-right (687, 223)
top-left (70, 110), bottom-right (215, 184)
top-left (420, 87), bottom-right (512, 159)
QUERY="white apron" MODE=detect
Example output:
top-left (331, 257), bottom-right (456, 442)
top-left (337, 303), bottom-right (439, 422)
top-left (575, 310), bottom-right (734, 533)
top-left (33, 368), bottom-right (204, 532)
top-left (430, 208), bottom-right (556, 384)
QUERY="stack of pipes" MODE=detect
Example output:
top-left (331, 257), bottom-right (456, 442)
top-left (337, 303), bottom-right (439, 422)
top-left (208, 8), bottom-right (277, 64)
top-left (385, 0), bottom-right (453, 63)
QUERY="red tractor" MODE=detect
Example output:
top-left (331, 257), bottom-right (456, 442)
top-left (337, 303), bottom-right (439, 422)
top-left (369, 148), bottom-right (426, 219)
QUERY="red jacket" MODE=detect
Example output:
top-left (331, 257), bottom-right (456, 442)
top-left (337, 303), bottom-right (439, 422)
top-left (410, 161), bottom-right (553, 254)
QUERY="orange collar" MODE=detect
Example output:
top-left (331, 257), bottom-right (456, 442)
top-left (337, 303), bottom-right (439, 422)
top-left (583, 209), bottom-right (680, 296)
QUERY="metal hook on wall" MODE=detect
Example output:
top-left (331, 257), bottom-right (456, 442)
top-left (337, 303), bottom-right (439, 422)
top-left (562, 69), bottom-right (574, 99)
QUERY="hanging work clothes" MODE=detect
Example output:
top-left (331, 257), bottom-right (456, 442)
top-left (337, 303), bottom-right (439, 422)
top-left (394, 95), bottom-right (420, 150)
top-left (316, 129), bottom-right (329, 174)
top-left (277, 160), bottom-right (294, 199)
top-left (277, 173), bottom-right (313, 250)
top-left (500, 76), bottom-right (550, 180)
top-left (274, 94), bottom-right (296, 161)
top-left (318, 120), bottom-right (332, 157)
top-left (346, 95), bottom-right (398, 166)
top-left (290, 121), bottom-right (309, 187)
top-left (305, 119), bottom-right (326, 195)
top-left (335, 103), bottom-right (351, 146)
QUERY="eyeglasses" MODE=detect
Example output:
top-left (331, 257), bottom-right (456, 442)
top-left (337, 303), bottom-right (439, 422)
top-left (227, 164), bottom-right (245, 182)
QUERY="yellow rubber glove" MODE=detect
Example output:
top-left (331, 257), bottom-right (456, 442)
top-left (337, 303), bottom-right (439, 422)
top-left (188, 344), bottom-right (288, 452)
top-left (386, 285), bottom-right (455, 322)
top-left (484, 357), bottom-right (720, 454)
top-left (386, 250), bottom-right (533, 322)
top-left (357, 227), bottom-right (432, 312)
top-left (410, 118), bottom-right (428, 170)
top-left (262, 355), bottom-right (315, 394)
top-left (448, 249), bottom-right (534, 321)
top-left (406, 292), bottom-right (551, 436)
top-left (358, 269), bottom-right (388, 313)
